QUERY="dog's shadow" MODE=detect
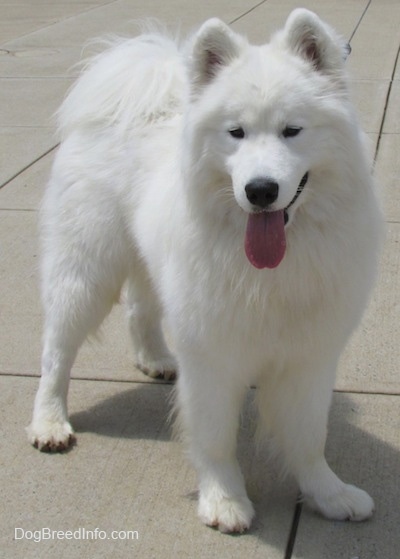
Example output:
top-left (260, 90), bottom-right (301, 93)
top-left (70, 380), bottom-right (174, 442)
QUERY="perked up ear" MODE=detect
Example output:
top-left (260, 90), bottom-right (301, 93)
top-left (190, 18), bottom-right (247, 90)
top-left (280, 9), bottom-right (349, 72)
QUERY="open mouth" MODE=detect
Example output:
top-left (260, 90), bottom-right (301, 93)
top-left (245, 172), bottom-right (309, 269)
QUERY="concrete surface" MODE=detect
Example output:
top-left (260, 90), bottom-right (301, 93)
top-left (0, 1), bottom-right (399, 558)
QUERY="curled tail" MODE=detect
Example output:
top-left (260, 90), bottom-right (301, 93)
top-left (58, 30), bottom-right (187, 137)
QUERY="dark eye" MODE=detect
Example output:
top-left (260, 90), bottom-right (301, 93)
top-left (229, 127), bottom-right (245, 139)
top-left (282, 126), bottom-right (303, 138)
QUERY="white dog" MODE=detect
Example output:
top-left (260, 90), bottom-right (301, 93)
top-left (27, 10), bottom-right (384, 532)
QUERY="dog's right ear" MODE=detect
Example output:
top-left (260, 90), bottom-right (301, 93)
top-left (189, 19), bottom-right (246, 92)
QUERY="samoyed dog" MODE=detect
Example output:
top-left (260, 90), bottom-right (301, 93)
top-left (28, 9), bottom-right (384, 532)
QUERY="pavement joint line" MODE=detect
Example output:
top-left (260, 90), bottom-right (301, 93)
top-left (2, 372), bottom-right (399, 396)
top-left (0, 143), bottom-right (58, 189)
top-left (0, 0), bottom-right (120, 49)
top-left (348, 0), bottom-right (372, 43)
top-left (284, 496), bottom-right (302, 559)
top-left (0, 371), bottom-right (175, 386)
top-left (0, 208), bottom-right (37, 212)
top-left (333, 388), bottom-right (400, 397)
top-left (0, 125), bottom-right (54, 127)
top-left (229, 0), bottom-right (269, 25)
top-left (2, 77), bottom-right (74, 80)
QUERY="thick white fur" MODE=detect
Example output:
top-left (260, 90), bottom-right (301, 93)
top-left (27, 10), bottom-right (384, 532)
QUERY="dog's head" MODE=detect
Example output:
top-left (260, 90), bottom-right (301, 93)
top-left (184, 10), bottom-right (354, 268)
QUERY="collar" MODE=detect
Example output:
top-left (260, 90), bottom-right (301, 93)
top-left (284, 172), bottom-right (309, 224)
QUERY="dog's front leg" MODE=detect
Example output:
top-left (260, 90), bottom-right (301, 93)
top-left (257, 358), bottom-right (374, 521)
top-left (176, 354), bottom-right (254, 533)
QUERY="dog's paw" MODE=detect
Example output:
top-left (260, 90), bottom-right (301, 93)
top-left (135, 355), bottom-right (178, 381)
top-left (305, 483), bottom-right (374, 521)
top-left (26, 420), bottom-right (76, 452)
top-left (198, 493), bottom-right (255, 533)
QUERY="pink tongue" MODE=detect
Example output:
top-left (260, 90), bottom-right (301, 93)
top-left (245, 210), bottom-right (286, 269)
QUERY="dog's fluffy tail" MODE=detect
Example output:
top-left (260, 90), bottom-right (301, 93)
top-left (57, 29), bottom-right (187, 138)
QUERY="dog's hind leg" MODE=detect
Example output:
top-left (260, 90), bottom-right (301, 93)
top-left (27, 283), bottom-right (118, 451)
top-left (125, 269), bottom-right (177, 380)
top-left (27, 224), bottom-right (126, 451)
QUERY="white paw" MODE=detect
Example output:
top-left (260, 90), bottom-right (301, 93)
top-left (305, 483), bottom-right (374, 521)
top-left (26, 420), bottom-right (76, 452)
top-left (198, 492), bottom-right (255, 533)
top-left (136, 355), bottom-right (178, 381)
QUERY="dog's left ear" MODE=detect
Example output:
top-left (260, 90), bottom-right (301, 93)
top-left (280, 9), bottom-right (350, 72)
top-left (189, 18), bottom-right (247, 92)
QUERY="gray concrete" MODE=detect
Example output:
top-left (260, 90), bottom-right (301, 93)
top-left (1, 1), bottom-right (399, 558)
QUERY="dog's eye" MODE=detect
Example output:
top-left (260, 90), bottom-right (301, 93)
top-left (229, 127), bottom-right (245, 139)
top-left (282, 126), bottom-right (303, 138)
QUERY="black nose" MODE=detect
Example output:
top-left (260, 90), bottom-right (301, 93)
top-left (245, 178), bottom-right (279, 208)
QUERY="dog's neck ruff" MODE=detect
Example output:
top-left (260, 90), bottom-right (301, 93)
top-left (245, 172), bottom-right (309, 270)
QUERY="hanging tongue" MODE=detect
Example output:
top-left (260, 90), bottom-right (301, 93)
top-left (245, 210), bottom-right (286, 269)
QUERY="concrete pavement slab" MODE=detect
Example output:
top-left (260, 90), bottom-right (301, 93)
top-left (337, 224), bottom-right (400, 395)
top-left (292, 393), bottom-right (400, 559)
top-left (0, 147), bottom-right (52, 207)
top-left (0, 76), bottom-right (69, 185)
top-left (375, 134), bottom-right (400, 222)
top-left (1, 377), bottom-right (298, 558)
top-left (349, 79), bottom-right (390, 134)
top-left (0, 210), bottom-right (42, 376)
top-left (337, 75), bottom-right (400, 395)
top-left (0, 78), bottom-right (72, 127)
top-left (0, 128), bottom-right (55, 188)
